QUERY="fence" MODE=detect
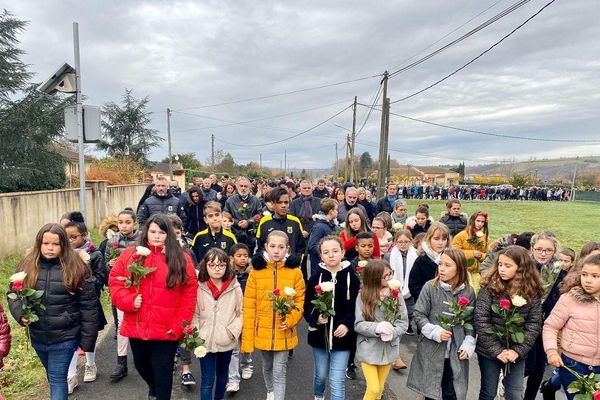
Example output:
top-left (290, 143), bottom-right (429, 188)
top-left (0, 181), bottom-right (147, 258)
top-left (574, 190), bottom-right (600, 202)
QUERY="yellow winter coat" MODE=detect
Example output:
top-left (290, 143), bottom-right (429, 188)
top-left (452, 230), bottom-right (489, 291)
top-left (241, 255), bottom-right (306, 353)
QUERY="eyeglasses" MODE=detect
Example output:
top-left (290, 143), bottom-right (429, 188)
top-left (207, 262), bottom-right (227, 270)
top-left (382, 273), bottom-right (393, 280)
top-left (68, 234), bottom-right (82, 241)
top-left (396, 240), bottom-right (411, 245)
top-left (533, 248), bottom-right (555, 255)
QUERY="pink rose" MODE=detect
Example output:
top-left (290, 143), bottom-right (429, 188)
top-left (356, 266), bottom-right (363, 274)
top-left (183, 325), bottom-right (194, 336)
top-left (315, 285), bottom-right (323, 296)
top-left (12, 280), bottom-right (24, 292)
top-left (592, 392), bottom-right (600, 400)
top-left (499, 299), bottom-right (511, 310)
top-left (253, 214), bottom-right (261, 222)
top-left (272, 288), bottom-right (280, 297)
top-left (457, 296), bottom-right (470, 307)
top-left (132, 253), bottom-right (141, 261)
top-left (112, 242), bottom-right (119, 249)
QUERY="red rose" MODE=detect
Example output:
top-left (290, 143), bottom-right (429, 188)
top-left (457, 296), bottom-right (470, 307)
top-left (356, 266), bottom-right (363, 274)
top-left (254, 214), bottom-right (261, 222)
top-left (391, 289), bottom-right (400, 299)
top-left (315, 285), bottom-right (323, 296)
top-left (132, 253), bottom-right (141, 261)
top-left (12, 280), bottom-right (24, 292)
top-left (272, 288), bottom-right (280, 297)
top-left (183, 325), bottom-right (194, 336)
top-left (112, 242), bottom-right (119, 249)
top-left (499, 299), bottom-right (511, 310)
top-left (592, 392), bottom-right (600, 400)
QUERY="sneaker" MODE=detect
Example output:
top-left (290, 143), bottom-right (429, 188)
top-left (406, 325), bottom-right (414, 336)
top-left (226, 382), bottom-right (240, 392)
top-left (266, 392), bottom-right (274, 400)
top-left (83, 364), bottom-right (97, 382)
top-left (181, 372), bottom-right (196, 386)
top-left (392, 356), bottom-right (407, 370)
top-left (345, 365), bottom-right (357, 380)
top-left (241, 367), bottom-right (253, 380)
top-left (314, 397), bottom-right (325, 400)
top-left (68, 375), bottom-right (79, 394)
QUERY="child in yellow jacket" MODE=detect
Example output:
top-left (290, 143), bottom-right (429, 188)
top-left (241, 230), bottom-right (306, 400)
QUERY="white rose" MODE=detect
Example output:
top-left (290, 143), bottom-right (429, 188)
top-left (511, 295), bottom-right (527, 307)
top-left (136, 246), bottom-right (152, 256)
top-left (387, 279), bottom-right (402, 290)
top-left (475, 231), bottom-right (484, 238)
top-left (194, 345), bottom-right (208, 358)
top-left (340, 222), bottom-right (346, 229)
top-left (9, 271), bottom-right (27, 282)
top-left (78, 251), bottom-right (91, 264)
top-left (358, 260), bottom-right (368, 268)
top-left (319, 281), bottom-right (335, 292)
top-left (283, 287), bottom-right (296, 297)
top-left (262, 211), bottom-right (271, 217)
top-left (553, 261), bottom-right (565, 270)
top-left (392, 222), bottom-right (403, 231)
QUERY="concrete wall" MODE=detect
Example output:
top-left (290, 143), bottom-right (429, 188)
top-left (0, 181), bottom-right (147, 258)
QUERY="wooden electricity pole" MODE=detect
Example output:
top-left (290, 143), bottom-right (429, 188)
top-left (376, 71), bottom-right (390, 199)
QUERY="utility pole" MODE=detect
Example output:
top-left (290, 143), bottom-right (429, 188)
top-left (349, 96), bottom-right (357, 184)
top-left (570, 162), bottom-right (578, 201)
top-left (166, 108), bottom-right (173, 180)
top-left (73, 22), bottom-right (86, 218)
top-left (211, 134), bottom-right (215, 166)
top-left (284, 149), bottom-right (287, 176)
top-left (259, 153), bottom-right (262, 169)
top-left (334, 143), bottom-right (339, 181)
top-left (376, 71), bottom-right (390, 199)
top-left (344, 135), bottom-right (351, 182)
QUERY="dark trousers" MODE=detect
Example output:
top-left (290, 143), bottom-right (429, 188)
top-left (426, 359), bottom-right (457, 400)
top-left (199, 350), bottom-right (233, 400)
top-left (524, 336), bottom-right (545, 400)
top-left (129, 338), bottom-right (179, 400)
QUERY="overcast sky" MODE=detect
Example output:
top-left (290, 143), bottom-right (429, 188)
top-left (9, 0), bottom-right (600, 169)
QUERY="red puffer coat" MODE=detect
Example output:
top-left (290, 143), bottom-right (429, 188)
top-left (0, 303), bottom-right (10, 369)
top-left (109, 244), bottom-right (198, 341)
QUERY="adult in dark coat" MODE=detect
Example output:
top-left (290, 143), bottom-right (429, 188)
top-left (137, 177), bottom-right (187, 226)
top-left (376, 183), bottom-right (399, 214)
top-left (337, 187), bottom-right (368, 224)
top-left (438, 200), bottom-right (467, 236)
top-left (183, 186), bottom-right (207, 238)
top-left (289, 180), bottom-right (322, 235)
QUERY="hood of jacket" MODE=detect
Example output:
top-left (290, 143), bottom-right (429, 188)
top-left (251, 252), bottom-right (301, 271)
top-left (570, 286), bottom-right (599, 303)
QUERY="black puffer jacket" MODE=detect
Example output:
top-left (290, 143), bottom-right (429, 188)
top-left (8, 257), bottom-right (99, 351)
top-left (137, 193), bottom-right (187, 227)
top-left (474, 287), bottom-right (542, 360)
top-left (438, 213), bottom-right (467, 237)
top-left (408, 254), bottom-right (438, 301)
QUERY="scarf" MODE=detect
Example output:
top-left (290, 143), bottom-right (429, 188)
top-left (206, 278), bottom-right (232, 300)
top-left (386, 195), bottom-right (397, 207)
top-left (421, 241), bottom-right (442, 264)
top-left (298, 196), bottom-right (314, 223)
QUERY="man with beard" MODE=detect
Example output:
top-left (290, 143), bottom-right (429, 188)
top-left (337, 186), bottom-right (368, 224)
top-left (137, 176), bottom-right (187, 226)
top-left (289, 180), bottom-right (321, 236)
top-left (224, 177), bottom-right (262, 252)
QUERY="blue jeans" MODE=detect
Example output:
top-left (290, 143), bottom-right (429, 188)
top-left (33, 339), bottom-right (79, 400)
top-left (478, 355), bottom-right (526, 400)
top-left (312, 347), bottom-right (350, 400)
top-left (559, 354), bottom-right (600, 400)
top-left (199, 350), bottom-right (233, 400)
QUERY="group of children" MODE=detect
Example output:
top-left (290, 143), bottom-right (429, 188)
top-left (3, 193), bottom-right (600, 400)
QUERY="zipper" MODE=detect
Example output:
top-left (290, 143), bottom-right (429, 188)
top-left (42, 265), bottom-right (51, 340)
top-left (271, 262), bottom-right (278, 351)
top-left (208, 293), bottom-right (218, 350)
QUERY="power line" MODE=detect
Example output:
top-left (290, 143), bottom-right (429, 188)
top-left (387, 0), bottom-right (507, 72)
top-left (391, 0), bottom-right (559, 104)
top-left (213, 104), bottom-right (353, 147)
top-left (355, 82), bottom-right (383, 137)
top-left (173, 75), bottom-right (382, 112)
top-left (388, 0), bottom-right (530, 79)
top-left (358, 103), bottom-right (600, 143)
top-left (170, 98), bottom-right (352, 133)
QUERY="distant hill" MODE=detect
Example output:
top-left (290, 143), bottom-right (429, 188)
top-left (465, 156), bottom-right (600, 183)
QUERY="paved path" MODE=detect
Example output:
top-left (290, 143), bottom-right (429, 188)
top-left (68, 322), bottom-right (565, 400)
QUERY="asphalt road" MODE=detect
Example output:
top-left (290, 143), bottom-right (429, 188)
top-left (68, 322), bottom-right (565, 400)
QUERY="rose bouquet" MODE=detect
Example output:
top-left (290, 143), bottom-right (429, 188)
top-left (379, 279), bottom-right (403, 359)
top-left (107, 241), bottom-right (120, 263)
top-left (485, 295), bottom-right (528, 373)
top-left (181, 321), bottom-right (207, 358)
top-left (466, 230), bottom-right (486, 272)
top-left (562, 365), bottom-right (600, 400)
top-left (432, 296), bottom-right (473, 357)
top-left (311, 281), bottom-right (335, 351)
top-left (356, 261), bottom-right (367, 283)
top-left (116, 246), bottom-right (157, 325)
top-left (8, 272), bottom-right (45, 346)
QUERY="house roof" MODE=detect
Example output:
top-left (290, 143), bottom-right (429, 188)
top-left (54, 146), bottom-right (95, 162)
top-left (149, 162), bottom-right (185, 174)
top-left (416, 166), bottom-right (457, 175)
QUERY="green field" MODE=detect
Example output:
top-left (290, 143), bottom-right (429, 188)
top-left (0, 201), bottom-right (598, 396)
top-left (404, 200), bottom-right (599, 252)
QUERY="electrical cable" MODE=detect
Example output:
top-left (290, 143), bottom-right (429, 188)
top-left (390, 0), bottom-right (559, 104)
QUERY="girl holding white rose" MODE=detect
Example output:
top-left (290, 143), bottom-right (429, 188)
top-left (193, 248), bottom-right (243, 400)
top-left (304, 236), bottom-right (360, 400)
top-left (109, 214), bottom-right (198, 400)
top-left (241, 230), bottom-right (306, 400)
top-left (451, 211), bottom-right (489, 292)
top-left (355, 260), bottom-right (408, 400)
top-left (474, 245), bottom-right (544, 400)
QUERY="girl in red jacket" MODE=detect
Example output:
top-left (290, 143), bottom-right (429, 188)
top-left (109, 214), bottom-right (198, 400)
top-left (0, 302), bottom-right (10, 400)
top-left (339, 208), bottom-right (380, 262)
top-left (543, 253), bottom-right (600, 400)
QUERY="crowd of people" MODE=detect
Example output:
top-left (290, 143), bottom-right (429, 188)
top-left (3, 175), bottom-right (600, 400)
